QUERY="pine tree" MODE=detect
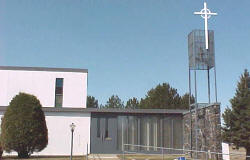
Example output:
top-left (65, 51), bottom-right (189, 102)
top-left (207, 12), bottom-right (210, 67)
top-left (104, 95), bottom-right (124, 108)
top-left (222, 69), bottom-right (250, 160)
top-left (140, 83), bottom-right (187, 109)
top-left (87, 96), bottom-right (99, 108)
top-left (180, 93), bottom-right (195, 109)
top-left (1, 93), bottom-right (48, 158)
top-left (125, 97), bottom-right (139, 109)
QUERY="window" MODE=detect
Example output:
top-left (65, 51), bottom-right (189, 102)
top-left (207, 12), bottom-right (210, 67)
top-left (117, 116), bottom-right (128, 150)
top-left (117, 115), bottom-right (183, 152)
top-left (55, 78), bottom-right (63, 107)
top-left (105, 118), bottom-right (109, 138)
top-left (97, 118), bottom-right (100, 138)
top-left (128, 116), bottom-right (138, 151)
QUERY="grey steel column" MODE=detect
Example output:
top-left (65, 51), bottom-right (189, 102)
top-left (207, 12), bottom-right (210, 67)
top-left (121, 117), bottom-right (124, 151)
top-left (188, 68), bottom-right (193, 157)
top-left (137, 118), bottom-right (140, 152)
top-left (214, 65), bottom-right (218, 103)
top-left (194, 70), bottom-right (198, 159)
top-left (207, 69), bottom-right (211, 103)
top-left (171, 119), bottom-right (174, 154)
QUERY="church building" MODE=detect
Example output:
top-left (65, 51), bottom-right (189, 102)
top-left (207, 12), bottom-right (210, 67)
top-left (0, 66), bottom-right (221, 156)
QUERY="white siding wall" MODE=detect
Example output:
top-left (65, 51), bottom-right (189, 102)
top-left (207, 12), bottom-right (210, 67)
top-left (222, 142), bottom-right (230, 160)
top-left (0, 70), bottom-right (87, 108)
top-left (0, 112), bottom-right (91, 156)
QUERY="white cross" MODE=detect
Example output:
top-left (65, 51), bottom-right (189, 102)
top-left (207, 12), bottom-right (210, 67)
top-left (194, 2), bottom-right (217, 50)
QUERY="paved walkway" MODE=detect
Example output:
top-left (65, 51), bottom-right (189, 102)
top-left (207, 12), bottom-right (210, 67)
top-left (88, 154), bottom-right (120, 160)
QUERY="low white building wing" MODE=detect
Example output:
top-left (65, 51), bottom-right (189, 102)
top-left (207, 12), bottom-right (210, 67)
top-left (0, 66), bottom-right (90, 156)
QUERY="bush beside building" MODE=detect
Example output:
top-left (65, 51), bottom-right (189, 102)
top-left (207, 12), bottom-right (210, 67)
top-left (0, 93), bottom-right (48, 158)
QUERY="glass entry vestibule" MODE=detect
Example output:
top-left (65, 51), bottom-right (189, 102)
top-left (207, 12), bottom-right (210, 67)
top-left (90, 113), bottom-right (183, 154)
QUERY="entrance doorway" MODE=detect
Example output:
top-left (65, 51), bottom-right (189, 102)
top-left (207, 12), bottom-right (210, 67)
top-left (91, 114), bottom-right (118, 153)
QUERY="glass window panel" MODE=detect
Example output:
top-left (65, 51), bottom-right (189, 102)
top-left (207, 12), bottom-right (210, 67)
top-left (128, 116), bottom-right (138, 151)
top-left (55, 95), bottom-right (63, 107)
top-left (173, 117), bottom-right (183, 150)
top-left (139, 117), bottom-right (145, 150)
top-left (163, 117), bottom-right (172, 148)
top-left (97, 118), bottom-right (100, 138)
top-left (117, 116), bottom-right (123, 150)
top-left (159, 118), bottom-right (164, 148)
top-left (146, 118), bottom-right (151, 151)
top-left (140, 116), bottom-right (151, 151)
top-left (124, 117), bottom-right (129, 150)
top-left (105, 118), bottom-right (109, 138)
top-left (116, 115), bottom-right (184, 153)
top-left (117, 116), bottom-right (128, 150)
top-left (152, 117), bottom-right (160, 151)
top-left (55, 87), bottom-right (63, 94)
top-left (55, 78), bottom-right (63, 107)
top-left (56, 78), bottom-right (63, 87)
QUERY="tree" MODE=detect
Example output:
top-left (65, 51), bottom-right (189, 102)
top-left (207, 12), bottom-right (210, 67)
top-left (222, 107), bottom-right (234, 143)
top-left (180, 93), bottom-right (195, 109)
top-left (140, 83), bottom-right (183, 109)
top-left (87, 96), bottom-right (99, 108)
top-left (126, 97), bottom-right (139, 109)
top-left (1, 93), bottom-right (48, 158)
top-left (104, 95), bottom-right (124, 108)
top-left (222, 69), bottom-right (250, 160)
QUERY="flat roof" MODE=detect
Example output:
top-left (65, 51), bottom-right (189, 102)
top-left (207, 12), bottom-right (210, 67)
top-left (86, 108), bottom-right (187, 114)
top-left (0, 106), bottom-right (187, 114)
top-left (0, 66), bottom-right (88, 73)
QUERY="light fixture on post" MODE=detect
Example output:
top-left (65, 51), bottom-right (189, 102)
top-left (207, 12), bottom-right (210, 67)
top-left (70, 123), bottom-right (76, 160)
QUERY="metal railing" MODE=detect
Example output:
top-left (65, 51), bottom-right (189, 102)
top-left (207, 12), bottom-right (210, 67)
top-left (122, 144), bottom-right (250, 160)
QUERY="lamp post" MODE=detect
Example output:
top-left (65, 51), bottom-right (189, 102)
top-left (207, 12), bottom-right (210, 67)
top-left (70, 123), bottom-right (76, 160)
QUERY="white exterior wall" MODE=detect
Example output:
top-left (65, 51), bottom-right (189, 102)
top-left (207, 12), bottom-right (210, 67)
top-left (222, 142), bottom-right (230, 160)
top-left (0, 70), bottom-right (87, 108)
top-left (0, 112), bottom-right (91, 156)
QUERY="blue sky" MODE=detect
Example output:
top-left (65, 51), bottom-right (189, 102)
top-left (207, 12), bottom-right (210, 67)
top-left (0, 0), bottom-right (249, 114)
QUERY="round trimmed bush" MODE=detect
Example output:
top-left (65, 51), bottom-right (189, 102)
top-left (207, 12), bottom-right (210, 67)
top-left (1, 93), bottom-right (48, 158)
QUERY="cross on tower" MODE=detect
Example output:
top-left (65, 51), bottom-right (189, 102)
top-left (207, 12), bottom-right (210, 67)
top-left (194, 2), bottom-right (217, 50)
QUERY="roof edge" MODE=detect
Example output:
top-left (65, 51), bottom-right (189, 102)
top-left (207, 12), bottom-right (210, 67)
top-left (0, 66), bottom-right (88, 73)
top-left (0, 106), bottom-right (187, 114)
